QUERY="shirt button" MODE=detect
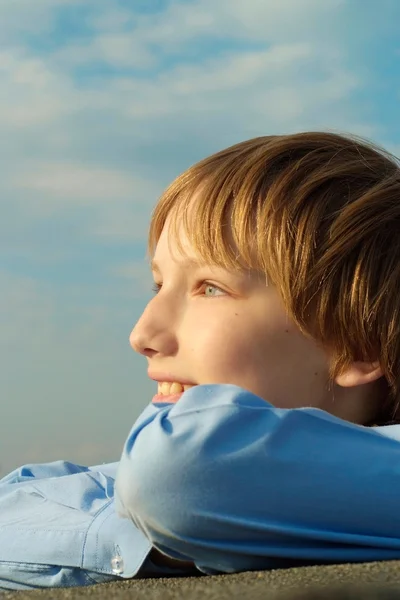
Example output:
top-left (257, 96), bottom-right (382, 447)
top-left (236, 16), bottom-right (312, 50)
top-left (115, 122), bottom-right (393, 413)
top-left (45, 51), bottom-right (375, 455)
top-left (111, 554), bottom-right (124, 575)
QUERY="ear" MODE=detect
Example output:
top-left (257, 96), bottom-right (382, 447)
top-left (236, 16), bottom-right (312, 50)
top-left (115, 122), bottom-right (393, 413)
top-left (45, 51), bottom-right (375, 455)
top-left (334, 360), bottom-right (383, 388)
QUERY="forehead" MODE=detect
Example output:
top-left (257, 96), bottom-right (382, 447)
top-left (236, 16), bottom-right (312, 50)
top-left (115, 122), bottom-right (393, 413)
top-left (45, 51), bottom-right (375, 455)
top-left (150, 186), bottom-right (267, 279)
top-left (150, 215), bottom-right (268, 290)
top-left (151, 217), bottom-right (206, 270)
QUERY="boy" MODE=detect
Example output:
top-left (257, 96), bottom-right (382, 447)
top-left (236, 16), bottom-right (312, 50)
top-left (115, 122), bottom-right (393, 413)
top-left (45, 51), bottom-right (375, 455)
top-left (1, 131), bottom-right (400, 590)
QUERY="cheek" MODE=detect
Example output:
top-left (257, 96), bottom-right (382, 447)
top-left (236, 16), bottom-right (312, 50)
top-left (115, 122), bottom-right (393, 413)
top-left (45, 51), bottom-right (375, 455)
top-left (185, 310), bottom-right (264, 374)
top-left (186, 311), bottom-right (242, 350)
top-left (184, 302), bottom-right (329, 404)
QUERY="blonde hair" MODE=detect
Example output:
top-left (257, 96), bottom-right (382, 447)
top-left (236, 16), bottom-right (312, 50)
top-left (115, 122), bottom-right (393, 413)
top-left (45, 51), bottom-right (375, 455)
top-left (148, 132), bottom-right (400, 424)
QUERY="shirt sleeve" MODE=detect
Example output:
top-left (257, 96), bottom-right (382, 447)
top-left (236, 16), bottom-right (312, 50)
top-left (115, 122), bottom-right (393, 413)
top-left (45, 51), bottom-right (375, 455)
top-left (0, 399), bottom-right (205, 591)
top-left (114, 383), bottom-right (400, 576)
top-left (0, 459), bottom-right (153, 590)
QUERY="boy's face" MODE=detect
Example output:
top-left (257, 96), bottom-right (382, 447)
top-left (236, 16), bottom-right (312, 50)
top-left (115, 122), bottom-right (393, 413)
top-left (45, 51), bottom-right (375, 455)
top-left (130, 217), bottom-right (376, 421)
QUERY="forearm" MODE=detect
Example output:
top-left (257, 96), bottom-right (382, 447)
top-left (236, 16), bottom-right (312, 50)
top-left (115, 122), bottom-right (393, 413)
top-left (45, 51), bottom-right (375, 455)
top-left (115, 384), bottom-right (400, 574)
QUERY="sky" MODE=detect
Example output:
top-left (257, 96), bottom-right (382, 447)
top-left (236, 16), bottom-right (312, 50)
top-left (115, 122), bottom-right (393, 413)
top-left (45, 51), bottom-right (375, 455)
top-left (0, 0), bottom-right (399, 475)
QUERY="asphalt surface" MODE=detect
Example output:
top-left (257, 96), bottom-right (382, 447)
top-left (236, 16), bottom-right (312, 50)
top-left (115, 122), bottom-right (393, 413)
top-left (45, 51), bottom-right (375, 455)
top-left (3, 561), bottom-right (400, 599)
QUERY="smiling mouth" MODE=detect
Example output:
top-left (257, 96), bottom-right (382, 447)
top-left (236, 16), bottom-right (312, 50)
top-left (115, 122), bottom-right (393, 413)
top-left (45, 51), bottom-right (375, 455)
top-left (157, 382), bottom-right (196, 396)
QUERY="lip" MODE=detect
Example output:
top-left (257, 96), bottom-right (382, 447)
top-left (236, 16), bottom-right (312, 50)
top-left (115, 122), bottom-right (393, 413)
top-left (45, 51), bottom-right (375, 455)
top-left (147, 371), bottom-right (196, 385)
top-left (152, 392), bottom-right (183, 404)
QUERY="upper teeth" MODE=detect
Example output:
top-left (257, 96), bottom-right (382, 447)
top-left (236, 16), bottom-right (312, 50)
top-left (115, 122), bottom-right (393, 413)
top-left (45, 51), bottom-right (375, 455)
top-left (158, 382), bottom-right (194, 395)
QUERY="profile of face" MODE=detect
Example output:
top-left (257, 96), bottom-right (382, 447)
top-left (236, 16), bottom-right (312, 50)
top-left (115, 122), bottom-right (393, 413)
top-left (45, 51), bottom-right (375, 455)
top-left (130, 217), bottom-right (383, 425)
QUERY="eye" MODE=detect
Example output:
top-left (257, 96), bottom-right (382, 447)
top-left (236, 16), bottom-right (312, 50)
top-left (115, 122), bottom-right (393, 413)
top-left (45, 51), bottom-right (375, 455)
top-left (201, 282), bottom-right (226, 297)
top-left (151, 281), bottom-right (226, 297)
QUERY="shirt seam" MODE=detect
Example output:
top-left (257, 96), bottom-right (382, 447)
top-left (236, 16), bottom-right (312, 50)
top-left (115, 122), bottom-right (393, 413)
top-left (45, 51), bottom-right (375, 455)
top-left (81, 499), bottom-right (113, 571)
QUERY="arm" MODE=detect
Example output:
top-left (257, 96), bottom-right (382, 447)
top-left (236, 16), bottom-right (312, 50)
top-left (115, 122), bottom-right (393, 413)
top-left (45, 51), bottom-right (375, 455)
top-left (0, 460), bottom-right (152, 589)
top-left (115, 383), bottom-right (400, 575)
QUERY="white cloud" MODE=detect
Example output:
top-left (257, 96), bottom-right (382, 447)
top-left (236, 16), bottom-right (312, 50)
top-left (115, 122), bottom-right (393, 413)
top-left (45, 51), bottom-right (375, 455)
top-left (7, 161), bottom-right (162, 240)
top-left (0, 0), bottom-right (386, 271)
top-left (169, 44), bottom-right (314, 95)
top-left (15, 162), bottom-right (156, 202)
top-left (85, 0), bottom-right (346, 56)
top-left (0, 0), bottom-right (390, 253)
top-left (0, 0), bottom-right (81, 40)
top-left (54, 33), bottom-right (156, 70)
top-left (0, 50), bottom-right (69, 126)
top-left (114, 43), bottom-right (363, 138)
top-left (89, 6), bottom-right (133, 32)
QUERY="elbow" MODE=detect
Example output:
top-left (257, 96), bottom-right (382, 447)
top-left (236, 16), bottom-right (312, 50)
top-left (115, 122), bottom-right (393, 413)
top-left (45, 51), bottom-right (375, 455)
top-left (115, 418), bottom-right (202, 560)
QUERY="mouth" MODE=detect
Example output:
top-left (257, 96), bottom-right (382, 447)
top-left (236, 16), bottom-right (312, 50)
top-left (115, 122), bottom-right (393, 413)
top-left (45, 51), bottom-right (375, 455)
top-left (151, 381), bottom-right (196, 404)
top-left (157, 381), bottom-right (196, 396)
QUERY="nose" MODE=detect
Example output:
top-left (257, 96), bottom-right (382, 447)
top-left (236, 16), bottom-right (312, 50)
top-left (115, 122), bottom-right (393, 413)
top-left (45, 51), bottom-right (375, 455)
top-left (129, 297), bottom-right (178, 358)
top-left (129, 326), bottom-right (154, 357)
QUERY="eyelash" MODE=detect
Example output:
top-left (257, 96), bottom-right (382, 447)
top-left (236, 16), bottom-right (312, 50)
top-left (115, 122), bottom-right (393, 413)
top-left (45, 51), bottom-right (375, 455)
top-left (151, 281), bottom-right (226, 297)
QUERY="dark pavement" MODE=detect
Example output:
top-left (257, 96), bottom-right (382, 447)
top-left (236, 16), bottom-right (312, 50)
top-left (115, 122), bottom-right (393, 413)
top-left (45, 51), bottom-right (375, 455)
top-left (3, 560), bottom-right (400, 599)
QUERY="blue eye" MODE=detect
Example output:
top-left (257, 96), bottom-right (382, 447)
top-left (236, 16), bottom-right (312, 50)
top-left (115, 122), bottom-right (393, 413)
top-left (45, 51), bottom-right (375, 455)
top-left (151, 282), bottom-right (226, 297)
top-left (203, 283), bottom-right (225, 297)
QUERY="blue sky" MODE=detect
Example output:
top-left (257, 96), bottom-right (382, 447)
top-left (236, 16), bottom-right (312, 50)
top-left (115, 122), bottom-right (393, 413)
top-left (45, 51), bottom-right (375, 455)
top-left (0, 0), bottom-right (399, 475)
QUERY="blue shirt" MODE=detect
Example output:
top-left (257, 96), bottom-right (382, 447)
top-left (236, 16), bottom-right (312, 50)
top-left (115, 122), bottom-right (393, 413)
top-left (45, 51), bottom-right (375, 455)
top-left (2, 384), bottom-right (400, 591)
